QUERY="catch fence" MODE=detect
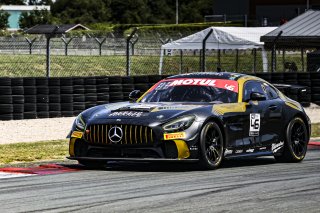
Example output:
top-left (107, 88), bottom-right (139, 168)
top-left (0, 31), bottom-right (309, 77)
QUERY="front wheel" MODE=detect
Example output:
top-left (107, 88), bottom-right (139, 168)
top-left (274, 117), bottom-right (308, 162)
top-left (199, 122), bottom-right (224, 170)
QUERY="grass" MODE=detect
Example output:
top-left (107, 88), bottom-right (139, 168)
top-left (0, 140), bottom-right (68, 165)
top-left (311, 123), bottom-right (320, 138)
top-left (0, 51), bottom-right (305, 77)
top-left (0, 123), bottom-right (319, 166)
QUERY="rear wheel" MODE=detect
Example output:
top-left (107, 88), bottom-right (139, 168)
top-left (199, 122), bottom-right (224, 170)
top-left (274, 117), bottom-right (308, 162)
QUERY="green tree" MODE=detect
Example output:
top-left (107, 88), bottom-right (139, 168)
top-left (147, 0), bottom-right (175, 24)
top-left (52, 0), bottom-right (110, 24)
top-left (0, 10), bottom-right (9, 30)
top-left (179, 0), bottom-right (213, 23)
top-left (109, 0), bottom-right (151, 24)
top-left (18, 9), bottom-right (52, 29)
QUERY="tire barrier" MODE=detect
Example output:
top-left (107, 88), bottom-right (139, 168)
top-left (0, 73), bottom-right (318, 121)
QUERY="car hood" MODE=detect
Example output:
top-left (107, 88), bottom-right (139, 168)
top-left (83, 102), bottom-right (214, 126)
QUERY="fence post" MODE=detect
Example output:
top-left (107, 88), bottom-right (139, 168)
top-left (46, 25), bottom-right (60, 78)
top-left (202, 28), bottom-right (213, 72)
top-left (235, 49), bottom-right (239, 72)
top-left (218, 50), bottom-right (221, 69)
top-left (282, 49), bottom-right (286, 72)
top-left (126, 27), bottom-right (138, 76)
top-left (61, 37), bottom-right (73, 56)
top-left (253, 49), bottom-right (257, 73)
top-left (180, 50), bottom-right (183, 74)
top-left (271, 31), bottom-right (282, 73)
top-left (130, 35), bottom-right (139, 55)
top-left (301, 47), bottom-right (304, 72)
top-left (95, 37), bottom-right (107, 56)
top-left (25, 37), bottom-right (36, 55)
top-left (244, 14), bottom-right (248, 27)
top-left (46, 35), bottom-right (51, 77)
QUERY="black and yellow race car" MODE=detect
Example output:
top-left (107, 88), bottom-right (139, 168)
top-left (68, 72), bottom-right (311, 169)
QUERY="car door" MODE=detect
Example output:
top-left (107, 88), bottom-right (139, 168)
top-left (260, 82), bottom-right (284, 145)
top-left (241, 80), bottom-right (266, 148)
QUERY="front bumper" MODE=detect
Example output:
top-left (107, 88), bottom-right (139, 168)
top-left (69, 136), bottom-right (199, 161)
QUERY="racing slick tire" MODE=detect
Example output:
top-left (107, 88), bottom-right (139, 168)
top-left (199, 122), bottom-right (224, 170)
top-left (274, 117), bottom-right (308, 163)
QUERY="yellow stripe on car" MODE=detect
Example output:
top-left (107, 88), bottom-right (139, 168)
top-left (212, 103), bottom-right (247, 115)
top-left (69, 138), bottom-right (77, 157)
top-left (285, 101), bottom-right (302, 111)
top-left (173, 140), bottom-right (190, 159)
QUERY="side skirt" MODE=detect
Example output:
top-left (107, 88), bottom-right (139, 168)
top-left (224, 149), bottom-right (274, 159)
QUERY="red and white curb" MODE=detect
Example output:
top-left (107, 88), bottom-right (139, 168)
top-left (0, 164), bottom-right (80, 179)
top-left (0, 172), bottom-right (35, 179)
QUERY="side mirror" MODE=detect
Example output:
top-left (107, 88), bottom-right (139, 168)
top-left (129, 90), bottom-right (141, 102)
top-left (250, 92), bottom-right (266, 101)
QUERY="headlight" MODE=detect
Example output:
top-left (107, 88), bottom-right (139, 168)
top-left (163, 115), bottom-right (195, 132)
top-left (75, 114), bottom-right (86, 131)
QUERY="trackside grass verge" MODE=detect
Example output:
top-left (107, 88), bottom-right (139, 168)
top-left (0, 124), bottom-right (319, 166)
top-left (0, 140), bottom-right (68, 165)
top-left (311, 123), bottom-right (320, 138)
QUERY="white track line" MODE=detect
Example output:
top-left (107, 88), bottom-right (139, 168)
top-left (0, 172), bottom-right (35, 179)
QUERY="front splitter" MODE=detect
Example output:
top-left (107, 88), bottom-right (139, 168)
top-left (67, 156), bottom-right (199, 163)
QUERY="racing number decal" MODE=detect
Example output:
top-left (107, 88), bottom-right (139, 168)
top-left (249, 113), bottom-right (260, 136)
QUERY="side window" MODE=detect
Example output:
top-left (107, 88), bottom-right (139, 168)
top-left (243, 81), bottom-right (266, 102)
top-left (263, 83), bottom-right (279, 100)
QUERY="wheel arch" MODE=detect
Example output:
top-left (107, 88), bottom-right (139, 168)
top-left (202, 116), bottom-right (227, 148)
top-left (285, 111), bottom-right (310, 139)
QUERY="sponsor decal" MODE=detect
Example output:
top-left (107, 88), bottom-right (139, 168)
top-left (157, 78), bottom-right (238, 92)
top-left (71, 131), bottom-right (83, 138)
top-left (246, 149), bottom-right (255, 153)
top-left (109, 111), bottom-right (144, 117)
top-left (157, 105), bottom-right (199, 111)
top-left (272, 141), bottom-right (284, 153)
top-left (189, 145), bottom-right (198, 151)
top-left (170, 79), bottom-right (217, 86)
top-left (129, 104), bottom-right (158, 110)
top-left (224, 149), bottom-right (233, 155)
top-left (229, 74), bottom-right (241, 80)
top-left (163, 132), bottom-right (186, 140)
top-left (249, 113), bottom-right (260, 136)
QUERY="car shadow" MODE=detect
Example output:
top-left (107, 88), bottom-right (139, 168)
top-left (62, 156), bottom-right (277, 172)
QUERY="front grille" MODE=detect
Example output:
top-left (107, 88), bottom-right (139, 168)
top-left (85, 124), bottom-right (154, 145)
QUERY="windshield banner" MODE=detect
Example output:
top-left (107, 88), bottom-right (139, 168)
top-left (156, 78), bottom-right (239, 93)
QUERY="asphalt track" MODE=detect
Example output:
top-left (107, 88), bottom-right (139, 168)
top-left (0, 148), bottom-right (319, 212)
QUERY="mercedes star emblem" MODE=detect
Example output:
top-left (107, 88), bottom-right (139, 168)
top-left (108, 126), bottom-right (123, 143)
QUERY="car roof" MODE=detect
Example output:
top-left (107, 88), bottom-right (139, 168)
top-left (166, 72), bottom-right (248, 81)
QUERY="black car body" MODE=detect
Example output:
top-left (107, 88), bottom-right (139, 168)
top-left (68, 72), bottom-right (311, 169)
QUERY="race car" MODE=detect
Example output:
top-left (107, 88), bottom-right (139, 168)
top-left (68, 72), bottom-right (311, 169)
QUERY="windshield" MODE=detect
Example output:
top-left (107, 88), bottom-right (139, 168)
top-left (140, 78), bottom-right (238, 103)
